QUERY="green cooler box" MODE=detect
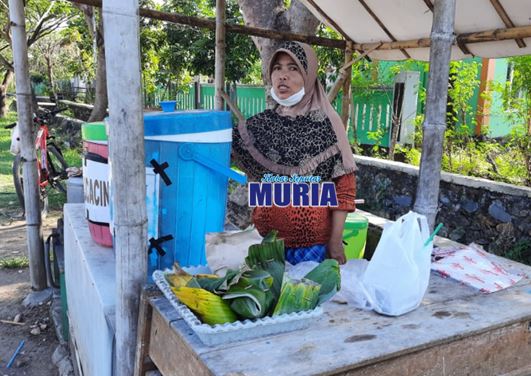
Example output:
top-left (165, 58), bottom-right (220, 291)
top-left (343, 212), bottom-right (368, 259)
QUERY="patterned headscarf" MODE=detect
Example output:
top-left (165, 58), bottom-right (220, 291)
top-left (232, 41), bottom-right (357, 182)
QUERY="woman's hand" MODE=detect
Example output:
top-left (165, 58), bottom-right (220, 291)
top-left (327, 236), bottom-right (346, 265)
top-left (328, 210), bottom-right (348, 265)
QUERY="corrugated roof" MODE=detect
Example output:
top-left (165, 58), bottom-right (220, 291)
top-left (300, 0), bottom-right (531, 60)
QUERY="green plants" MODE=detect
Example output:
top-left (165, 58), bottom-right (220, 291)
top-left (505, 239), bottom-right (531, 265)
top-left (367, 126), bottom-right (389, 158)
top-left (0, 256), bottom-right (29, 269)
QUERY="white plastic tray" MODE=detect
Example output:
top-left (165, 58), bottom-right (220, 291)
top-left (153, 269), bottom-right (323, 346)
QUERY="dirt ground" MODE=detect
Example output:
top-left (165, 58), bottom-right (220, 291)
top-left (0, 209), bottom-right (62, 375)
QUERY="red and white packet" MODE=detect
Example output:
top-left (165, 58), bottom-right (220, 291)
top-left (431, 243), bottom-right (522, 293)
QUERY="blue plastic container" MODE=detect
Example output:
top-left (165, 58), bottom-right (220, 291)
top-left (159, 100), bottom-right (176, 112)
top-left (144, 110), bottom-right (246, 273)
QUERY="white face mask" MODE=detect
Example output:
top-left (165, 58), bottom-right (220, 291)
top-left (271, 87), bottom-right (305, 107)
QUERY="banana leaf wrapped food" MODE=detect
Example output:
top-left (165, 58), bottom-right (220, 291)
top-left (171, 286), bottom-right (237, 325)
top-left (166, 231), bottom-right (341, 325)
top-left (272, 276), bottom-right (321, 316)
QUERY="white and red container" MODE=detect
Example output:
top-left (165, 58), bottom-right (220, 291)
top-left (82, 122), bottom-right (112, 247)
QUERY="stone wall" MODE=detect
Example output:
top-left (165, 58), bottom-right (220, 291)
top-left (354, 155), bottom-right (531, 259)
top-left (54, 115), bottom-right (84, 148)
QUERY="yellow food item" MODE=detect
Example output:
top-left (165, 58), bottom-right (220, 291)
top-left (172, 286), bottom-right (237, 325)
top-left (194, 273), bottom-right (219, 279)
top-left (165, 273), bottom-right (192, 289)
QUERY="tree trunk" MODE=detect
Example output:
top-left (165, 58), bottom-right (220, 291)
top-left (214, 0), bottom-right (226, 110)
top-left (388, 113), bottom-right (400, 160)
top-left (87, 10), bottom-right (108, 122)
top-left (237, 0), bottom-right (320, 107)
top-left (45, 55), bottom-right (57, 103)
top-left (0, 68), bottom-right (14, 117)
top-left (413, 0), bottom-right (456, 230)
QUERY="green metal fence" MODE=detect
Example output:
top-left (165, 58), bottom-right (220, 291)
top-left (174, 83), bottom-right (394, 146)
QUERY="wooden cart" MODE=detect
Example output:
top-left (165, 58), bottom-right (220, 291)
top-left (135, 255), bottom-right (531, 376)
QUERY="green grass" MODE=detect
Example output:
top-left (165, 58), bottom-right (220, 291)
top-left (0, 111), bottom-right (83, 212)
top-left (0, 256), bottom-right (29, 269)
top-left (0, 113), bottom-right (20, 214)
top-left (0, 112), bottom-right (18, 195)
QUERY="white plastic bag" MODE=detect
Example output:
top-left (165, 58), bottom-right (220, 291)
top-left (362, 211), bottom-right (431, 316)
top-left (10, 123), bottom-right (20, 155)
top-left (287, 260), bottom-right (374, 310)
top-left (205, 227), bottom-right (263, 276)
top-left (332, 259), bottom-right (373, 310)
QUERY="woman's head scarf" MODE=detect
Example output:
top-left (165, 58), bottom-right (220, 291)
top-left (232, 41), bottom-right (357, 182)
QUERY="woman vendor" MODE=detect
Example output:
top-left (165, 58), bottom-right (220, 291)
top-left (232, 41), bottom-right (357, 265)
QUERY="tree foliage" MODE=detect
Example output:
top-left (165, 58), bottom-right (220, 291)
top-left (0, 0), bottom-right (76, 115)
top-left (160, 0), bottom-right (259, 83)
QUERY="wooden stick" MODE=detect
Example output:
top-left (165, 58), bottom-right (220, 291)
top-left (0, 319), bottom-right (25, 326)
top-left (338, 43), bottom-right (381, 73)
top-left (328, 46), bottom-right (376, 104)
top-left (489, 0), bottom-right (526, 48)
top-left (340, 41), bottom-right (353, 126)
top-left (214, 0), bottom-right (226, 111)
top-left (220, 91), bottom-right (245, 123)
top-left (357, 0), bottom-right (410, 59)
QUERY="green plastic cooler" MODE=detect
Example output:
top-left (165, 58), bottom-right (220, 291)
top-left (343, 212), bottom-right (368, 259)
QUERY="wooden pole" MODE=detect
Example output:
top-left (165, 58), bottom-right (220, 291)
top-left (327, 45), bottom-right (380, 103)
top-left (413, 0), bottom-right (456, 230)
top-left (340, 41), bottom-right (353, 127)
top-left (475, 58), bottom-right (496, 135)
top-left (102, 0), bottom-right (147, 374)
top-left (8, 0), bottom-right (47, 290)
top-left (214, 0), bottom-right (226, 111)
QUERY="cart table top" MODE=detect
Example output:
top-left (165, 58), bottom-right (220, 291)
top-left (148, 254), bottom-right (531, 376)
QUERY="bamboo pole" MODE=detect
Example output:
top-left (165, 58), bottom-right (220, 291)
top-left (8, 0), bottom-right (47, 290)
top-left (413, 0), bottom-right (456, 230)
top-left (214, 0), bottom-right (226, 111)
top-left (356, 25), bottom-right (531, 51)
top-left (101, 0), bottom-right (147, 374)
top-left (340, 41), bottom-right (353, 127)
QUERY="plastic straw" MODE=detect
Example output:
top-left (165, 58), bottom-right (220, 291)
top-left (424, 223), bottom-right (443, 247)
top-left (6, 340), bottom-right (25, 368)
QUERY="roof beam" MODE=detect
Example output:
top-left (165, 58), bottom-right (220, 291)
top-left (355, 24), bottom-right (531, 52)
top-left (305, 0), bottom-right (352, 42)
top-left (357, 0), bottom-right (411, 59)
top-left (489, 0), bottom-right (526, 48)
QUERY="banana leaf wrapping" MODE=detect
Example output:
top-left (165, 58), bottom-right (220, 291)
top-left (273, 276), bottom-right (321, 316)
top-left (222, 269), bottom-right (275, 319)
top-left (304, 259), bottom-right (341, 305)
top-left (166, 231), bottom-right (341, 326)
top-left (245, 230), bottom-right (285, 308)
top-left (171, 286), bottom-right (238, 325)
